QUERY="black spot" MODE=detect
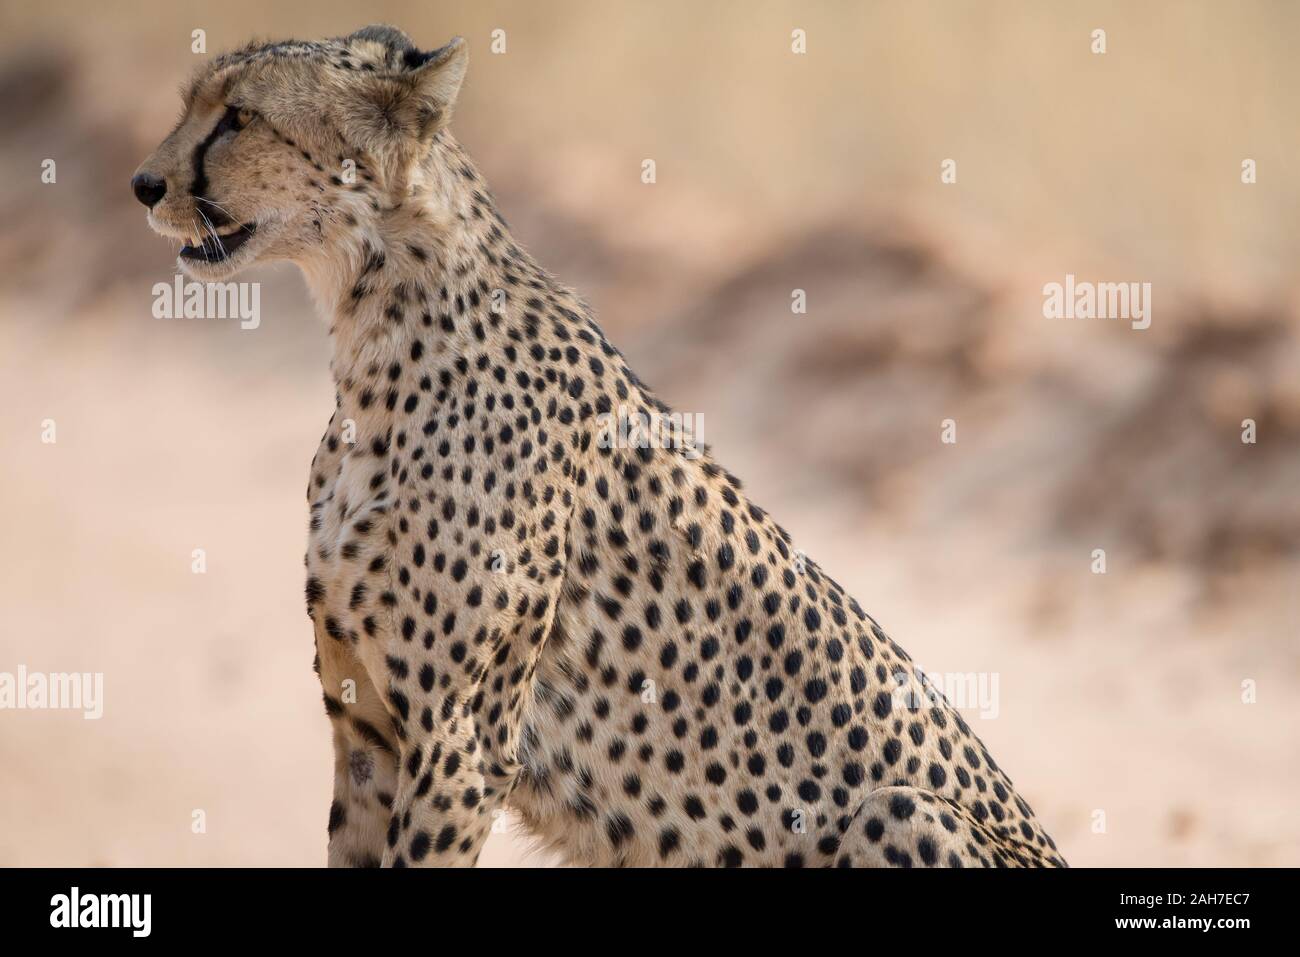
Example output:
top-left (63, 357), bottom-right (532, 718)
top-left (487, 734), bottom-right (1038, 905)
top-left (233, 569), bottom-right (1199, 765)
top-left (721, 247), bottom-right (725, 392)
top-left (605, 813), bottom-right (635, 848)
top-left (889, 794), bottom-right (916, 820)
top-left (917, 836), bottom-right (938, 866)
top-left (658, 828), bottom-right (680, 859)
top-left (434, 824), bottom-right (458, 853)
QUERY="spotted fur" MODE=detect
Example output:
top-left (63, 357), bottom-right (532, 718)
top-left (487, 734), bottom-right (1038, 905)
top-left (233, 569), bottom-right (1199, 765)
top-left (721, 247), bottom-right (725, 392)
top-left (134, 25), bottom-right (1065, 868)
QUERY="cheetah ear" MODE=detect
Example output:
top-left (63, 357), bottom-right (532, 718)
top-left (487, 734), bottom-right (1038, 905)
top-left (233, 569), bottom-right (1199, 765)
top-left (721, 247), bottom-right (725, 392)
top-left (400, 37), bottom-right (473, 137)
top-left (386, 36), bottom-right (468, 142)
top-left (349, 36), bottom-right (467, 193)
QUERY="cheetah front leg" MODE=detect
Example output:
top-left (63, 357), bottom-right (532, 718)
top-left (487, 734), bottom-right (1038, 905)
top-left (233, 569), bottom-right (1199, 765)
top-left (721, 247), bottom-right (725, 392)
top-left (383, 715), bottom-right (491, 867)
top-left (317, 630), bottom-right (400, 868)
top-left (374, 514), bottom-right (570, 868)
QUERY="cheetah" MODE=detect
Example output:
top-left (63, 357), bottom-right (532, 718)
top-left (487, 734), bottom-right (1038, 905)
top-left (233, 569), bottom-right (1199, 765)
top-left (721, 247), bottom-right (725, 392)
top-left (133, 25), bottom-right (1065, 868)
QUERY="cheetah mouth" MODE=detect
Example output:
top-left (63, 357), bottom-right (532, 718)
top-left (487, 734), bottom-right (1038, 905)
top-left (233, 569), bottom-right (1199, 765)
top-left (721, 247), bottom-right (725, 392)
top-left (179, 223), bottom-right (257, 263)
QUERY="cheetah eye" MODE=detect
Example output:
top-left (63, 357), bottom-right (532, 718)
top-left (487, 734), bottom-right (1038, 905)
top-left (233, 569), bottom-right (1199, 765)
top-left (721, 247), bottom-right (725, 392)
top-left (214, 105), bottom-right (254, 137)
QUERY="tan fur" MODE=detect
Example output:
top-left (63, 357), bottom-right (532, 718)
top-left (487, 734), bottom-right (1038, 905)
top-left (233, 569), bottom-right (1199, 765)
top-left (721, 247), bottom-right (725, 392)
top-left (135, 26), bottom-right (1065, 868)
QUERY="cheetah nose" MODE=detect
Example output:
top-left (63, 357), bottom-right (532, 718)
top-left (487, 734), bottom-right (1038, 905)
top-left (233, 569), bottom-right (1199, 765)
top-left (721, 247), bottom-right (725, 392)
top-left (131, 172), bottom-right (167, 208)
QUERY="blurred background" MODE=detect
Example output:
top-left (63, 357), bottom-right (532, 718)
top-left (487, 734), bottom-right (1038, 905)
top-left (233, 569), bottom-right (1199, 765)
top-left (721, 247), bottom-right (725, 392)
top-left (1, 0), bottom-right (1297, 866)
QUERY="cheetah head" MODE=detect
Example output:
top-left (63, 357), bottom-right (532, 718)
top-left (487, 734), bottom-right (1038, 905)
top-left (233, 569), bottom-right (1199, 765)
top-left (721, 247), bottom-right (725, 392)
top-left (132, 25), bottom-right (467, 281)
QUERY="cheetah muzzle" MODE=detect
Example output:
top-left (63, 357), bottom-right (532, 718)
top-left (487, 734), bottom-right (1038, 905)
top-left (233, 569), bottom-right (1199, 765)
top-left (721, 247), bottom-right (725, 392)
top-left (179, 221), bottom-right (257, 263)
top-left (133, 24), bottom-right (1066, 869)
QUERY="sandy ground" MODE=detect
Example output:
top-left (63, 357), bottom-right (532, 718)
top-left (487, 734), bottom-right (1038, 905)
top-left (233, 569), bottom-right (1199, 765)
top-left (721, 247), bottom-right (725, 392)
top-left (1, 1), bottom-right (1299, 867)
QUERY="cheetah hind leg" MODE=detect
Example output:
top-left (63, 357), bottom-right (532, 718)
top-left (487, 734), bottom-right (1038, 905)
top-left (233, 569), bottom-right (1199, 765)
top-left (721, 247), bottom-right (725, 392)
top-left (833, 786), bottom-right (1054, 868)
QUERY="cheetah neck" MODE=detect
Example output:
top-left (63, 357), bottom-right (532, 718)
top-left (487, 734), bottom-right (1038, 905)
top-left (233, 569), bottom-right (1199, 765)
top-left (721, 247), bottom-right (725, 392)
top-left (297, 134), bottom-right (527, 397)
